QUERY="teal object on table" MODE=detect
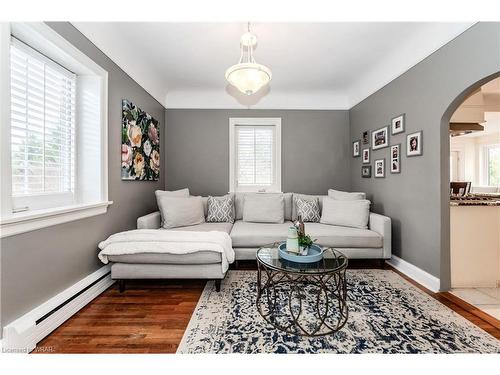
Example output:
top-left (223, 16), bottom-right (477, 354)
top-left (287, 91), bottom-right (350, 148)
top-left (278, 242), bottom-right (324, 263)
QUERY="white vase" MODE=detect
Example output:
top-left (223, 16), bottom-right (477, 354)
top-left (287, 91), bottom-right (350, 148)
top-left (286, 227), bottom-right (299, 254)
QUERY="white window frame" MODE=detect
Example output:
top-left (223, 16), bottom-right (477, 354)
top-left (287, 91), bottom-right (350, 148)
top-left (0, 22), bottom-right (111, 238)
top-left (229, 117), bottom-right (282, 193)
top-left (481, 143), bottom-right (500, 187)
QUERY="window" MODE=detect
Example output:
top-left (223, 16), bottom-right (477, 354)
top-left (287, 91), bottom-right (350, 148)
top-left (0, 23), bottom-right (110, 238)
top-left (10, 39), bottom-right (76, 212)
top-left (486, 144), bottom-right (500, 186)
top-left (229, 118), bottom-right (281, 192)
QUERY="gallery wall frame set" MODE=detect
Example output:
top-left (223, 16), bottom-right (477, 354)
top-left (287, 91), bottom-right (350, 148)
top-left (374, 159), bottom-right (385, 178)
top-left (391, 114), bottom-right (405, 135)
top-left (353, 140), bottom-right (361, 157)
top-left (390, 144), bottom-right (401, 174)
top-left (371, 126), bottom-right (389, 150)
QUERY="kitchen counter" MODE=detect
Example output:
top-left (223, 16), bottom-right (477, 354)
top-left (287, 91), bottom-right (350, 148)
top-left (450, 205), bottom-right (500, 288)
top-left (450, 194), bottom-right (500, 206)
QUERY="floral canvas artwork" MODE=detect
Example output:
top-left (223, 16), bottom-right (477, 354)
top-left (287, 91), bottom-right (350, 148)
top-left (121, 99), bottom-right (160, 181)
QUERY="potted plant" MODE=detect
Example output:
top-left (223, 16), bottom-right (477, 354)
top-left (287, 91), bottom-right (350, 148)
top-left (298, 234), bottom-right (314, 255)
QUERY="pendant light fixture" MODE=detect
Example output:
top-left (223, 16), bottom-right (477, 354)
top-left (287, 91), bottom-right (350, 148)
top-left (225, 23), bottom-right (272, 95)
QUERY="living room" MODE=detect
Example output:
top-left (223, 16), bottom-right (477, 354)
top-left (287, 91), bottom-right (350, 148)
top-left (1, 0), bottom-right (499, 372)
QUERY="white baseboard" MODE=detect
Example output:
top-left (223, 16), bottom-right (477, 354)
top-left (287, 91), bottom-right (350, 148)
top-left (386, 255), bottom-right (441, 293)
top-left (2, 265), bottom-right (113, 353)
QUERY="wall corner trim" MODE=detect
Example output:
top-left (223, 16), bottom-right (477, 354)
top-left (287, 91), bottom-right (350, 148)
top-left (2, 265), bottom-right (113, 353)
top-left (386, 255), bottom-right (441, 293)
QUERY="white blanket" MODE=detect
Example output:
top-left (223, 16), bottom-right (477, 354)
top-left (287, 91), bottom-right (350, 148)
top-left (98, 229), bottom-right (234, 273)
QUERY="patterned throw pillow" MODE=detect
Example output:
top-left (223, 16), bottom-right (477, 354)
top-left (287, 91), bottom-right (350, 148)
top-left (207, 195), bottom-right (235, 223)
top-left (294, 196), bottom-right (320, 222)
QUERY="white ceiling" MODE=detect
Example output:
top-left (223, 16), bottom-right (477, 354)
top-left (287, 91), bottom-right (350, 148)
top-left (73, 22), bottom-right (474, 109)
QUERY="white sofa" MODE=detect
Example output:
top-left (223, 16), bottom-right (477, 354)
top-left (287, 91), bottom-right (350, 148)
top-left (135, 193), bottom-right (391, 260)
top-left (109, 192), bottom-right (391, 291)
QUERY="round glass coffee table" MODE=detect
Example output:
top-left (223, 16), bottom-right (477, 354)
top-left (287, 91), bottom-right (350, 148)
top-left (256, 243), bottom-right (348, 337)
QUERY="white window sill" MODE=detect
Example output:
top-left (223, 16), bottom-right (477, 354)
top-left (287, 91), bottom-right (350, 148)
top-left (0, 201), bottom-right (113, 238)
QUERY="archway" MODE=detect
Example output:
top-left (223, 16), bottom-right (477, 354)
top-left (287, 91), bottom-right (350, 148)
top-left (439, 71), bottom-right (500, 291)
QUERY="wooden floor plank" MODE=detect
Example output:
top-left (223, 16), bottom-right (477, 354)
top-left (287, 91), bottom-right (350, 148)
top-left (35, 262), bottom-right (500, 353)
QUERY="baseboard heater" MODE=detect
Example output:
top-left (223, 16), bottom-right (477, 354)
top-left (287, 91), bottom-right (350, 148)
top-left (2, 265), bottom-right (114, 353)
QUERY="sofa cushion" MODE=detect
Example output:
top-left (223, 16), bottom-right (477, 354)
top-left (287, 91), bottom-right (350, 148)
top-left (328, 189), bottom-right (366, 200)
top-left (231, 220), bottom-right (293, 247)
top-left (305, 223), bottom-right (382, 248)
top-left (108, 251), bottom-right (222, 265)
top-left (243, 194), bottom-right (285, 223)
top-left (165, 222), bottom-right (233, 234)
top-left (158, 196), bottom-right (205, 229)
top-left (320, 197), bottom-right (371, 229)
top-left (206, 195), bottom-right (235, 223)
top-left (235, 192), bottom-right (293, 221)
top-left (292, 194), bottom-right (327, 220)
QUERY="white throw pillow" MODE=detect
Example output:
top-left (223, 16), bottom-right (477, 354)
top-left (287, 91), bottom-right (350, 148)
top-left (155, 188), bottom-right (190, 226)
top-left (243, 194), bottom-right (285, 223)
top-left (158, 196), bottom-right (205, 229)
top-left (320, 197), bottom-right (370, 229)
top-left (328, 189), bottom-right (366, 200)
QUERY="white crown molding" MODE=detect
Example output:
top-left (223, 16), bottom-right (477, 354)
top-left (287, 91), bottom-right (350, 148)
top-left (347, 22), bottom-right (476, 108)
top-left (386, 255), bottom-right (441, 293)
top-left (165, 89), bottom-right (350, 110)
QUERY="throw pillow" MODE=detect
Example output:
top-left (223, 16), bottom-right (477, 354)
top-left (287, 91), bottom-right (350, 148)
top-left (292, 193), bottom-right (326, 220)
top-left (243, 194), bottom-right (285, 223)
top-left (328, 189), bottom-right (366, 200)
top-left (294, 196), bottom-right (320, 222)
top-left (155, 188), bottom-right (190, 226)
top-left (206, 195), bottom-right (235, 223)
top-left (320, 197), bottom-right (371, 229)
top-left (157, 196), bottom-right (205, 229)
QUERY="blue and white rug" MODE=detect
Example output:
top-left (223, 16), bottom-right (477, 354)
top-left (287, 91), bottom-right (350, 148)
top-left (177, 270), bottom-right (500, 353)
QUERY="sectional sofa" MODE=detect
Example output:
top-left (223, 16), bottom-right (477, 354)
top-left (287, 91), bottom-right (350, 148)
top-left (108, 192), bottom-right (391, 291)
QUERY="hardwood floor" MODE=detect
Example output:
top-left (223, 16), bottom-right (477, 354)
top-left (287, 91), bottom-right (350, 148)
top-left (35, 261), bottom-right (500, 353)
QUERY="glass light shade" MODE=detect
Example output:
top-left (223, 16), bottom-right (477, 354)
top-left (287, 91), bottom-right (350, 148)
top-left (225, 62), bottom-right (272, 95)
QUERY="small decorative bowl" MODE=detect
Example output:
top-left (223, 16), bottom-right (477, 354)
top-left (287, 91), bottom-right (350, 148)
top-left (278, 242), bottom-right (324, 263)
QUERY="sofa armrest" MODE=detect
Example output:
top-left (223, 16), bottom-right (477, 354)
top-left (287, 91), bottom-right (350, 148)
top-left (137, 211), bottom-right (161, 229)
top-left (369, 212), bottom-right (391, 259)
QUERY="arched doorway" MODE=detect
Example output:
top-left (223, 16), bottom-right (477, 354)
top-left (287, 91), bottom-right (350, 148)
top-left (439, 72), bottom-right (500, 293)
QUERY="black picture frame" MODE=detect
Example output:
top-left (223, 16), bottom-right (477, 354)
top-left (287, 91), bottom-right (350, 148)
top-left (361, 165), bottom-right (372, 178)
top-left (390, 144), bottom-right (401, 174)
top-left (374, 158), bottom-right (385, 178)
top-left (353, 140), bottom-right (361, 157)
top-left (406, 131), bottom-right (423, 157)
top-left (391, 114), bottom-right (405, 135)
top-left (362, 148), bottom-right (370, 164)
top-left (362, 131), bottom-right (369, 145)
top-left (372, 126), bottom-right (389, 150)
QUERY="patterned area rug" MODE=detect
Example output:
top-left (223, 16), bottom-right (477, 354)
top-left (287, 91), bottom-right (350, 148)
top-left (177, 270), bottom-right (500, 353)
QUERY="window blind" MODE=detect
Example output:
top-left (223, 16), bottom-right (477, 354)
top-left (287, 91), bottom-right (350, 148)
top-left (236, 125), bottom-right (274, 187)
top-left (10, 39), bottom-right (76, 199)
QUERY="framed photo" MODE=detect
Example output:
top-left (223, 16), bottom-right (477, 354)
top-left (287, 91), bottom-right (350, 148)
top-left (374, 159), bottom-right (385, 178)
top-left (361, 165), bottom-right (372, 178)
top-left (353, 140), bottom-right (361, 157)
top-left (362, 131), bottom-right (369, 145)
top-left (391, 114), bottom-right (405, 135)
top-left (390, 144), bottom-right (401, 174)
top-left (406, 131), bottom-right (423, 157)
top-left (362, 148), bottom-right (370, 164)
top-left (371, 126), bottom-right (389, 150)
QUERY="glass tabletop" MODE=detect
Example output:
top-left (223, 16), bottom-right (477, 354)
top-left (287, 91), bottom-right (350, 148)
top-left (256, 243), bottom-right (348, 274)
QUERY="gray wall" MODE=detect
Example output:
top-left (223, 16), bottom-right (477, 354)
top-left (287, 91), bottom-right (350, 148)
top-left (165, 109), bottom-right (351, 196)
top-left (0, 23), bottom-right (166, 329)
top-left (349, 22), bottom-right (500, 285)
